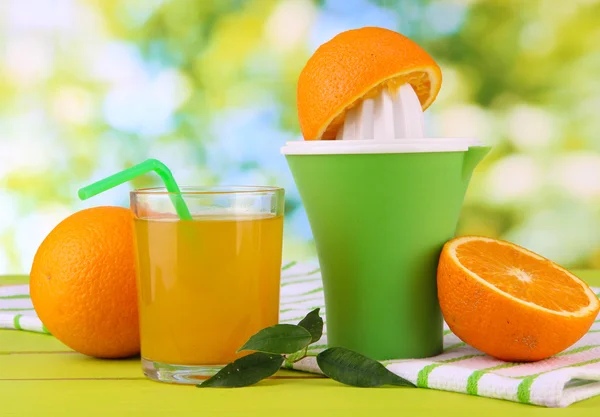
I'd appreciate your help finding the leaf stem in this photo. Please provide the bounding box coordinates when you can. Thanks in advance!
[298,346,308,361]
[284,345,310,366]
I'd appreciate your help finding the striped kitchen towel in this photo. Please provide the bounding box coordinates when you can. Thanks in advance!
[3,261,600,407]
[280,262,600,408]
[0,283,48,333]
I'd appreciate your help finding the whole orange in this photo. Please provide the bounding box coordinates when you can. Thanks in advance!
[30,206,140,358]
[297,26,442,140]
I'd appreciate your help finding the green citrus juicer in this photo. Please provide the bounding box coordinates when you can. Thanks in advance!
[282,83,490,360]
[283,139,489,360]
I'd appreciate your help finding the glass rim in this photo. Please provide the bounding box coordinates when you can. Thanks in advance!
[131,185,284,196]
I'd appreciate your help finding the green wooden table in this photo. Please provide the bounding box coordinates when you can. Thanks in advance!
[2,272,600,416]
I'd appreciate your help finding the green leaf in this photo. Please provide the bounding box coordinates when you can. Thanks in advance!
[297,308,323,344]
[317,347,415,388]
[197,352,284,388]
[238,324,312,354]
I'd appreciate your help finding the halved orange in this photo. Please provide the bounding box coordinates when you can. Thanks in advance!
[438,236,599,362]
[297,26,442,140]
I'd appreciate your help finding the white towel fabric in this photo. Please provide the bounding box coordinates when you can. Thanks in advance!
[0,284,48,333]
[2,261,600,407]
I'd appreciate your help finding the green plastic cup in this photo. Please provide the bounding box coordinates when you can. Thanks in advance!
[283,139,490,360]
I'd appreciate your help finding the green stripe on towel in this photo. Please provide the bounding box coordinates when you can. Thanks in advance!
[12,314,23,330]
[467,362,521,396]
[443,342,466,352]
[517,358,600,404]
[0,294,30,300]
[281,268,321,281]
[417,354,484,388]
[467,343,600,397]
[557,344,600,356]
[281,261,297,271]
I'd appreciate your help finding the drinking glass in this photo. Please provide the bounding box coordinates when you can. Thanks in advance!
[131,186,284,384]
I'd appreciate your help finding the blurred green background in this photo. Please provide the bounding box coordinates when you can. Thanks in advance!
[1,0,600,273]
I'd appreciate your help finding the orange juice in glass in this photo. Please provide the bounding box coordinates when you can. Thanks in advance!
[131,186,284,384]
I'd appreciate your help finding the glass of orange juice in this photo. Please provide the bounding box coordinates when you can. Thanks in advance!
[130,186,284,384]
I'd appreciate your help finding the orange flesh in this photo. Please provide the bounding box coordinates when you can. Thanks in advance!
[455,240,591,313]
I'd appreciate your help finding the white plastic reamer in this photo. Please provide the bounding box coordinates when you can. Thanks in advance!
[281,82,482,154]
[335,83,424,141]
